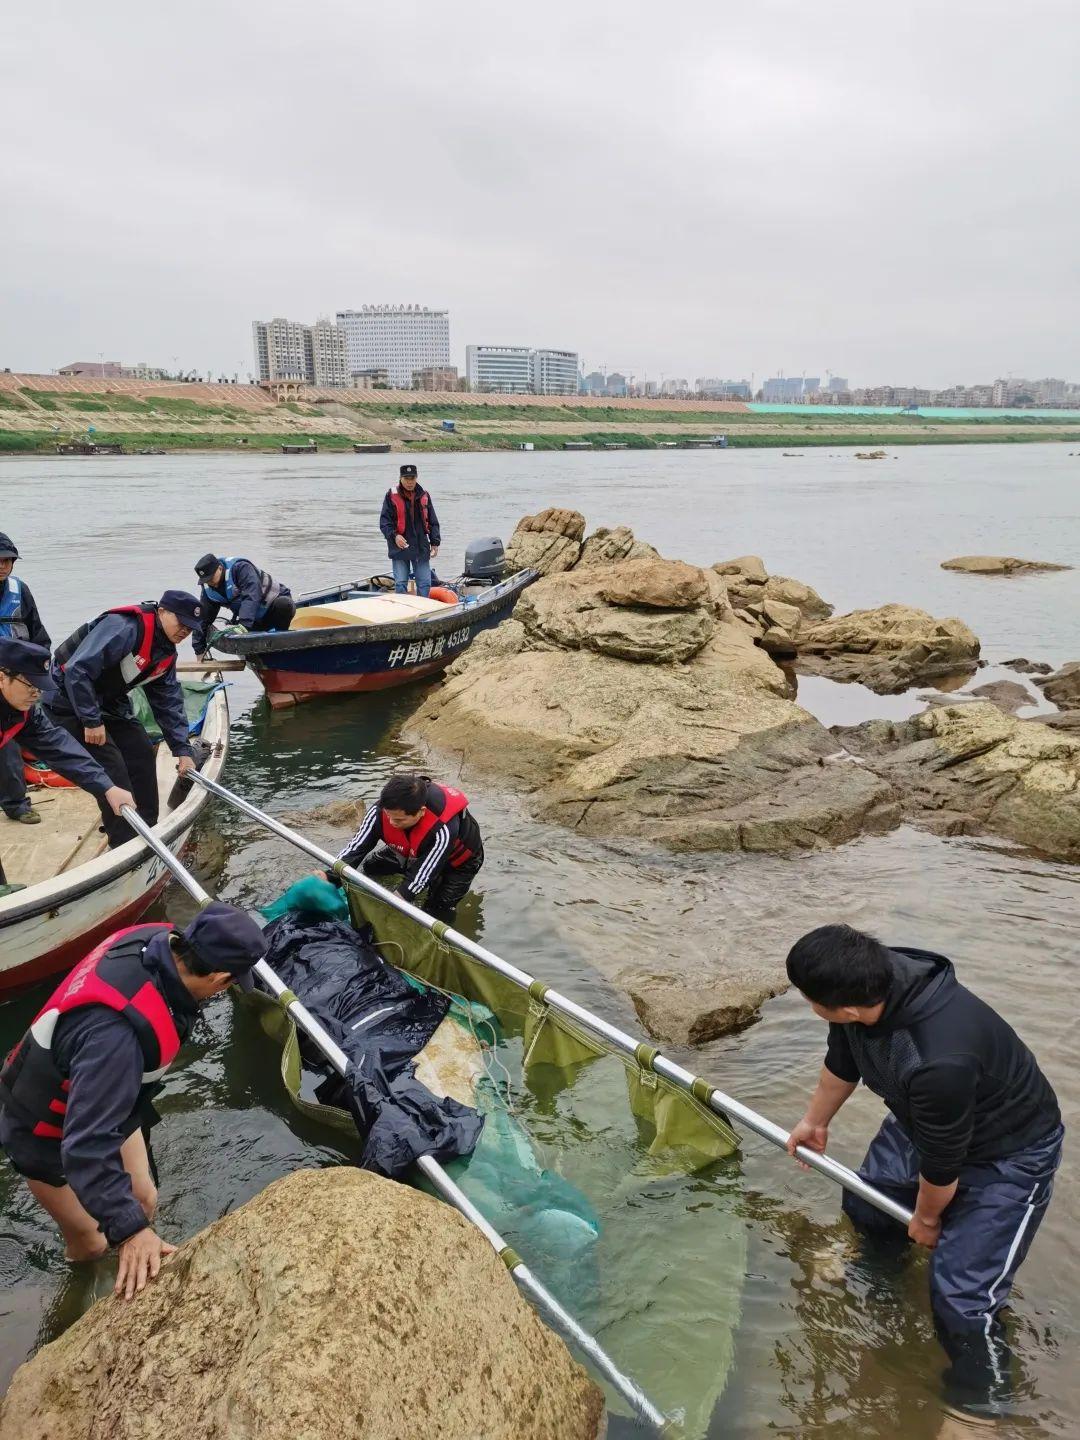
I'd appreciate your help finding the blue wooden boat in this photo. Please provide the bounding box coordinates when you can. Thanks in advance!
[213,568,537,707]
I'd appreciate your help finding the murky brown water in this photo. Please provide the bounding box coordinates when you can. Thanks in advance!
[0,447,1077,1434]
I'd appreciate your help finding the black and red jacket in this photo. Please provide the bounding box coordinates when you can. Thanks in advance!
[379,483,441,560]
[338,781,482,900]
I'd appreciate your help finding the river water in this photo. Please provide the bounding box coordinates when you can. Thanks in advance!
[0,444,1077,1436]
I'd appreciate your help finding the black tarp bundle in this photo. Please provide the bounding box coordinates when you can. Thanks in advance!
[259,914,484,1177]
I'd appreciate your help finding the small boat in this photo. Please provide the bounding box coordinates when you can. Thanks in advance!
[55,441,125,456]
[563,441,593,450]
[213,552,537,708]
[281,441,318,454]
[0,682,229,994]
[353,442,391,454]
[855,449,887,459]
[137,447,166,456]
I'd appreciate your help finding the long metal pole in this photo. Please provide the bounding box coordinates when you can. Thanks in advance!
[186,774,913,1228]
[120,805,671,1433]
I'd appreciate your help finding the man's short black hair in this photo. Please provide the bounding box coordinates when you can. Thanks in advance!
[785,924,894,1008]
[380,773,429,813]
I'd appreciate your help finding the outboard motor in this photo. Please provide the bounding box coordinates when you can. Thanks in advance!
[463,536,506,583]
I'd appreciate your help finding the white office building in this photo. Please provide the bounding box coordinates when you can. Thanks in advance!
[465,345,534,393]
[336,305,450,390]
[531,348,579,396]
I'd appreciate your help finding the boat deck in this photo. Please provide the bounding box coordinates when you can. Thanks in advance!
[4,746,178,891]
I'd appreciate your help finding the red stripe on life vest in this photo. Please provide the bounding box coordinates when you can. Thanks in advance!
[60,1079,70,1092]
[130,981,182,1066]
[48,1098,67,1115]
[33,1121,63,1140]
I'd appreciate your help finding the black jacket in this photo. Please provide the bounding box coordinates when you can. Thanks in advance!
[0,696,113,795]
[825,947,1060,1184]
[379,483,441,561]
[338,782,482,903]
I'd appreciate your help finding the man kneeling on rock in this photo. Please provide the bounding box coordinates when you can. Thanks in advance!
[0,903,265,1299]
[329,772,484,925]
[785,924,1063,1421]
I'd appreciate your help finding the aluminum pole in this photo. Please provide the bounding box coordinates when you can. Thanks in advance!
[120,805,671,1432]
[185,774,913,1227]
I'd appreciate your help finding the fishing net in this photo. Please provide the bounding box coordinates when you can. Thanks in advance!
[130,679,223,742]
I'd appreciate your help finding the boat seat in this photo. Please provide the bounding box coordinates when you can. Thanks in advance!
[291,595,452,629]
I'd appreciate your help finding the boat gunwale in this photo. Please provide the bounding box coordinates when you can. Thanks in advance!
[215,568,538,657]
[0,687,230,931]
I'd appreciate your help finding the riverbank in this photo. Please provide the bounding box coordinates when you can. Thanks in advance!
[2,373,1080,454]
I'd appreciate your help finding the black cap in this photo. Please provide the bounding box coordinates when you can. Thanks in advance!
[0,533,19,560]
[399,463,418,479]
[182,901,265,975]
[194,553,220,581]
[158,589,203,630]
[0,638,57,698]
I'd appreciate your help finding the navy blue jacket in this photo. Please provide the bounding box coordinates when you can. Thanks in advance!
[379,483,441,561]
[48,614,194,759]
[0,933,199,1245]
[192,559,291,652]
[0,577,50,649]
[0,695,113,795]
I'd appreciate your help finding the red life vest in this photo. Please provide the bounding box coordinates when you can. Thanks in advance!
[380,784,473,868]
[0,711,27,751]
[388,488,431,539]
[0,923,182,1142]
[54,603,175,692]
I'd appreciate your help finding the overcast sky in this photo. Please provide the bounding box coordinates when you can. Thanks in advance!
[2,1,1076,387]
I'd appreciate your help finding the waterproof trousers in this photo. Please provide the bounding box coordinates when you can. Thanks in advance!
[252,595,296,633]
[843,1113,1064,1414]
[0,739,29,819]
[46,710,158,848]
[362,844,484,924]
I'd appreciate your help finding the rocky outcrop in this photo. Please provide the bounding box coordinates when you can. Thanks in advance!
[1035,661,1080,709]
[797,604,981,693]
[966,680,1034,713]
[837,704,1080,860]
[577,524,659,567]
[0,1169,604,1440]
[941,555,1072,575]
[1003,657,1053,675]
[712,556,833,635]
[505,508,586,575]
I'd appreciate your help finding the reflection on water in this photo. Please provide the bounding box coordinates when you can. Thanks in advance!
[0,446,1077,1434]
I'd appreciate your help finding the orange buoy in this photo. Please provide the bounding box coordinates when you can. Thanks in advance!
[428,586,459,604]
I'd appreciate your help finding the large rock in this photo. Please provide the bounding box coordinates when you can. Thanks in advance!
[941,555,1072,575]
[797,604,981,693]
[505,508,586,575]
[1035,661,1080,709]
[519,564,716,663]
[966,680,1035,714]
[577,524,659,567]
[711,556,833,637]
[0,1169,604,1440]
[621,960,788,1046]
[837,704,1080,860]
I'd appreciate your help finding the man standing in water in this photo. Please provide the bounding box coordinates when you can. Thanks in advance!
[0,902,266,1299]
[784,924,1063,1421]
[379,463,441,597]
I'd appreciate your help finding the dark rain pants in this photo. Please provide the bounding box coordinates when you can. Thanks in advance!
[252,595,296,634]
[362,845,485,924]
[843,1114,1064,1413]
[47,710,159,848]
[0,739,29,818]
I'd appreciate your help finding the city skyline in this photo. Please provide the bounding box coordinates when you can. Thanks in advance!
[2,5,1076,387]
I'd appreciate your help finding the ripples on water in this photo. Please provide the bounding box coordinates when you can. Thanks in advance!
[0,446,1077,1434]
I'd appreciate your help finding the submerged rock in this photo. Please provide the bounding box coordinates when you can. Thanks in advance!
[797,604,980,693]
[837,704,1080,861]
[1002,657,1053,675]
[1035,661,1080,709]
[0,1169,604,1440]
[966,680,1035,713]
[941,555,1072,575]
[621,961,788,1046]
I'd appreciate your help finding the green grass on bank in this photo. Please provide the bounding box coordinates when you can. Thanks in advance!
[4,427,1078,457]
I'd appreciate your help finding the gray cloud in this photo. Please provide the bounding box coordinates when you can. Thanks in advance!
[2,0,1076,386]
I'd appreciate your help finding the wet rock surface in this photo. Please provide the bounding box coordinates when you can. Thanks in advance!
[1003,657,1053,675]
[1035,661,1080,709]
[941,554,1072,575]
[796,604,981,693]
[0,1169,605,1440]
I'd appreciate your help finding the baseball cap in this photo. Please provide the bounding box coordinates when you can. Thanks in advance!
[194,553,220,581]
[183,901,265,976]
[0,638,56,698]
[399,463,418,479]
[0,533,19,560]
[158,590,203,630]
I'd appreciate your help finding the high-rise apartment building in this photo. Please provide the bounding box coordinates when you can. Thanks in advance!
[336,305,450,390]
[252,318,314,383]
[531,348,579,396]
[465,345,533,393]
[310,318,349,388]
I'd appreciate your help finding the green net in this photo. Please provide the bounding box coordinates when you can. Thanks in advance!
[130,679,221,743]
[344,880,740,1173]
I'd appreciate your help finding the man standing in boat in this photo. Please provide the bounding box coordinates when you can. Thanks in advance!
[190,553,295,655]
[0,901,266,1300]
[44,591,201,848]
[0,639,134,882]
[0,533,53,828]
[380,463,441,597]
[332,773,483,924]
[784,924,1063,1419]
